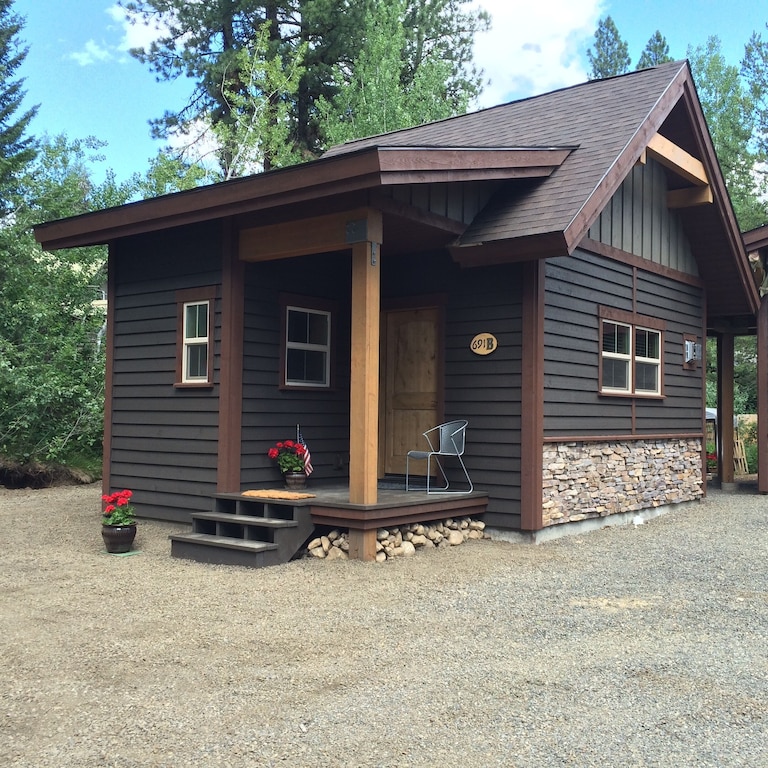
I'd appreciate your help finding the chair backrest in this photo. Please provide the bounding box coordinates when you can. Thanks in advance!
[437,420,467,456]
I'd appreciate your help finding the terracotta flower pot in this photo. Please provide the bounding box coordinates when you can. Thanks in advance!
[101,524,137,554]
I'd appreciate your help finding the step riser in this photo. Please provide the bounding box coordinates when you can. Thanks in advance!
[193,520,284,542]
[170,497,316,568]
[171,540,285,568]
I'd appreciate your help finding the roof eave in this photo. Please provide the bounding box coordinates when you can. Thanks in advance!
[34,146,572,252]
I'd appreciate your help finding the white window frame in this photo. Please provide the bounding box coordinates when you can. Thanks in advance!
[284,305,331,388]
[182,300,211,383]
[601,320,632,394]
[633,326,661,395]
[600,312,663,397]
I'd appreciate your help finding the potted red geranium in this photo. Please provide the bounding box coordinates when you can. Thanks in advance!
[101,489,137,553]
[268,440,308,489]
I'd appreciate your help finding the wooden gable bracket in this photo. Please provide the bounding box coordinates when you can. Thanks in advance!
[638,132,713,208]
[239,207,383,262]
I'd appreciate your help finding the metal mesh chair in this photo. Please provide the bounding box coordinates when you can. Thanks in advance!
[405,420,473,494]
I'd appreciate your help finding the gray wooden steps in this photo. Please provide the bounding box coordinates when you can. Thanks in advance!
[170,493,316,568]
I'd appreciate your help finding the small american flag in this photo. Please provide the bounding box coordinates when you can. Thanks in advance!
[297,426,313,476]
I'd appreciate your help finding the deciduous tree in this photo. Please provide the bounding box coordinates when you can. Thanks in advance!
[688,37,767,230]
[320,0,466,145]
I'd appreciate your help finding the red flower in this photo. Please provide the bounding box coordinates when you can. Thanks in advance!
[268,447,279,459]
[105,504,116,514]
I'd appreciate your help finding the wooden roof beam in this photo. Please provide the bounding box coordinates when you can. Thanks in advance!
[667,185,714,208]
[239,208,382,262]
[642,132,709,186]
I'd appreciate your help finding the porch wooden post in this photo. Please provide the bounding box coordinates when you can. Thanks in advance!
[217,219,244,493]
[520,260,545,531]
[102,243,117,495]
[717,332,735,486]
[349,238,381,511]
[758,297,768,493]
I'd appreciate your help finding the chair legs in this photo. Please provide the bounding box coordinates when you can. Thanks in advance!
[406,452,472,494]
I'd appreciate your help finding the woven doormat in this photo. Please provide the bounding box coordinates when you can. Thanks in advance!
[241,489,316,500]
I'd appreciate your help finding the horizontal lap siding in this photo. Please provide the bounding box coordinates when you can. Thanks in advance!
[445,263,524,527]
[636,273,703,432]
[543,249,704,437]
[544,252,633,435]
[110,224,222,521]
[240,252,351,487]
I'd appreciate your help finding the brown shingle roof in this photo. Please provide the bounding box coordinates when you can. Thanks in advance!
[325,61,692,247]
[324,61,759,320]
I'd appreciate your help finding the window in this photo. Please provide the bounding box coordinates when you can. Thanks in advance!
[183,302,210,381]
[600,309,663,396]
[280,296,333,388]
[176,287,215,386]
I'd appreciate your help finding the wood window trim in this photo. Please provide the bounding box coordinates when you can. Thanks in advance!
[279,293,337,390]
[598,306,665,398]
[175,286,217,388]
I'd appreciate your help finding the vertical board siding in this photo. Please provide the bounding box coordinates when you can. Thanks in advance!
[240,252,352,488]
[110,223,223,522]
[588,160,698,275]
[384,182,498,225]
[543,249,704,437]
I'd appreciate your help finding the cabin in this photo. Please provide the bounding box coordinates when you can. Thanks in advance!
[34,61,760,564]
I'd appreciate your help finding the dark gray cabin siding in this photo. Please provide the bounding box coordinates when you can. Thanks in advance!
[110,223,223,522]
[382,253,522,528]
[587,159,698,275]
[382,253,524,527]
[543,249,704,437]
[543,251,633,435]
[240,252,352,488]
[446,263,524,528]
[635,271,703,432]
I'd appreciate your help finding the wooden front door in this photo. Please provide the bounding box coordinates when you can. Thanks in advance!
[380,306,441,476]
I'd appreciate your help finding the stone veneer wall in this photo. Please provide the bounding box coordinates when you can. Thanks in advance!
[542,438,704,527]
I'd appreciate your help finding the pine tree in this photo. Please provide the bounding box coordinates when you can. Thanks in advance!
[0,0,37,212]
[119,0,488,177]
[586,16,631,80]
[637,31,673,70]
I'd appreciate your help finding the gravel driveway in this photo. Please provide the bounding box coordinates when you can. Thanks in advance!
[1,483,767,767]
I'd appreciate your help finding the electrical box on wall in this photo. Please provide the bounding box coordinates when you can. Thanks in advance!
[684,339,702,363]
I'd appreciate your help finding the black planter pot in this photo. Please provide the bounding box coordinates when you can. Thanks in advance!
[284,472,307,490]
[101,524,137,554]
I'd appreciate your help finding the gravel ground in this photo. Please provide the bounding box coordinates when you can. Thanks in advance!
[1,483,767,767]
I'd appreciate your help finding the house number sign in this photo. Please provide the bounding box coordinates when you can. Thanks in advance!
[470,332,498,355]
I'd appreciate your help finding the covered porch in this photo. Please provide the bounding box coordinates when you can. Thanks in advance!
[170,484,489,566]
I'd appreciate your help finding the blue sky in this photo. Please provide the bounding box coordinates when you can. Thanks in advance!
[13,0,768,185]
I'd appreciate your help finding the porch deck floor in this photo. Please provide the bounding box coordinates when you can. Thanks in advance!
[228,482,489,561]
[238,482,488,511]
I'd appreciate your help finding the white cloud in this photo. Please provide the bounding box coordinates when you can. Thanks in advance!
[469,0,606,107]
[69,39,113,66]
[106,3,169,53]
